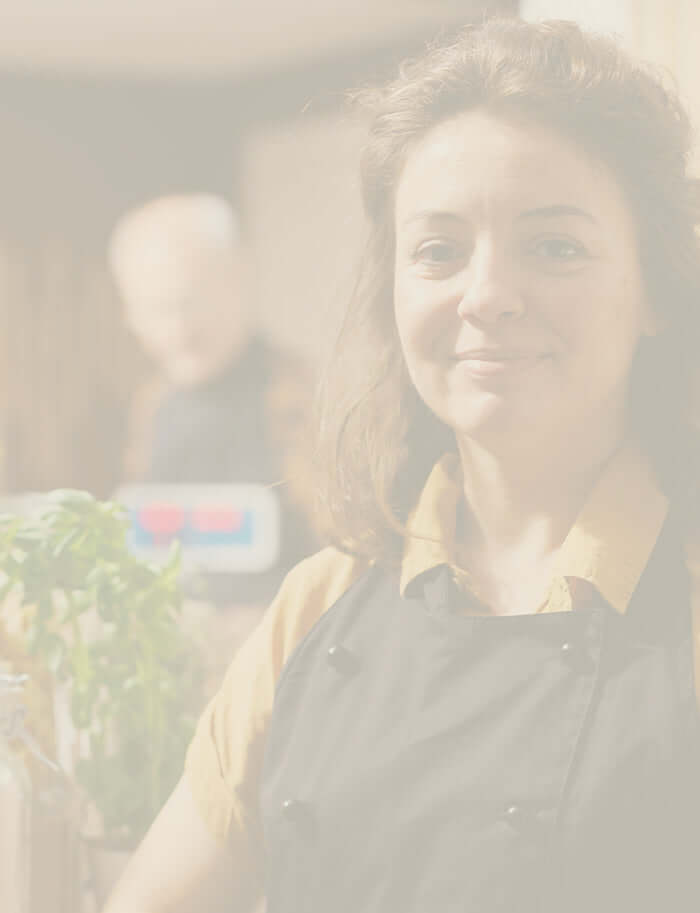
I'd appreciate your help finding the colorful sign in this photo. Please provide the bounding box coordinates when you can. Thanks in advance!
[114,484,281,573]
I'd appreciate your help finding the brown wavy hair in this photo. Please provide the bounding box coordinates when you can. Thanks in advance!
[314,17,700,565]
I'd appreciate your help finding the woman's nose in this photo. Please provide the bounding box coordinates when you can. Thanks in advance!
[456,239,524,325]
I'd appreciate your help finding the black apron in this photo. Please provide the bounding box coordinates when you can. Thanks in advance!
[260,511,700,912]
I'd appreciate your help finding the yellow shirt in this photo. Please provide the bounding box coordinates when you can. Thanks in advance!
[185,440,700,862]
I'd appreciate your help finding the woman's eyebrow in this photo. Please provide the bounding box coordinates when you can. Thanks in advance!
[400,210,465,227]
[517,204,599,224]
[401,205,599,228]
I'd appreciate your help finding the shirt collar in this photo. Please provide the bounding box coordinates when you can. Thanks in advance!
[400,452,460,597]
[400,441,668,615]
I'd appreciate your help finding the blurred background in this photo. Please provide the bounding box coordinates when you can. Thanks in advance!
[0,0,519,499]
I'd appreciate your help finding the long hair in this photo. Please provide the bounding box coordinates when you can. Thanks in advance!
[315,18,700,564]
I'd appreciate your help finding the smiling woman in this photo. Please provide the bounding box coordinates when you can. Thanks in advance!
[104,18,700,913]
[316,20,700,566]
[393,111,653,442]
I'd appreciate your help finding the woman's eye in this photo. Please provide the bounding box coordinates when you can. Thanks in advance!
[414,240,462,265]
[530,238,588,262]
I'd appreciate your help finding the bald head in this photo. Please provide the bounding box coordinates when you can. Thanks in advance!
[109,194,253,387]
[110,194,240,275]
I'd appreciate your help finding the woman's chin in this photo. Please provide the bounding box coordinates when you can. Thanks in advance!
[446,397,544,443]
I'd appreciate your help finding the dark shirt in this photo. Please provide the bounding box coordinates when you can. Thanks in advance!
[146,337,314,605]
[148,337,274,485]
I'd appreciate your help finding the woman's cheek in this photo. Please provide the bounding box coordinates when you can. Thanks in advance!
[397,292,456,361]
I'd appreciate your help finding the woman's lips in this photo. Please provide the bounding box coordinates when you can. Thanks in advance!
[452,351,551,377]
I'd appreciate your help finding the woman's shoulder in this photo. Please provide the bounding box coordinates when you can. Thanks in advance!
[211,545,370,703]
[266,545,371,655]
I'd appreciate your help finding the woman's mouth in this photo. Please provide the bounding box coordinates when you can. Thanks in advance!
[451,350,552,377]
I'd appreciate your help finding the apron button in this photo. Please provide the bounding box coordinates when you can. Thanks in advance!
[281,798,316,837]
[505,804,523,823]
[327,644,357,674]
[560,637,595,671]
[504,804,548,841]
[282,798,307,821]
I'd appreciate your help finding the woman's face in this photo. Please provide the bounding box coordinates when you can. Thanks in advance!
[393,110,655,449]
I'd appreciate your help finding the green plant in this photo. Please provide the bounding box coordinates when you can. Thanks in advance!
[0,489,202,846]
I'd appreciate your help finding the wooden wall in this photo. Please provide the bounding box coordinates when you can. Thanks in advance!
[0,235,142,495]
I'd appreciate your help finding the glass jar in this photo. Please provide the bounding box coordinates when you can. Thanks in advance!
[0,669,31,913]
[0,666,80,913]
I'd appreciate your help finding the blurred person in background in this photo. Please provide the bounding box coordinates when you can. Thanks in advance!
[109,193,316,604]
[104,18,700,913]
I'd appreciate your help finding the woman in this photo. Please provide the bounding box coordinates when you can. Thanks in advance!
[105,18,700,913]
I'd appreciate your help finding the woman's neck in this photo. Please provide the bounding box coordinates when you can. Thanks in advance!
[454,422,628,609]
